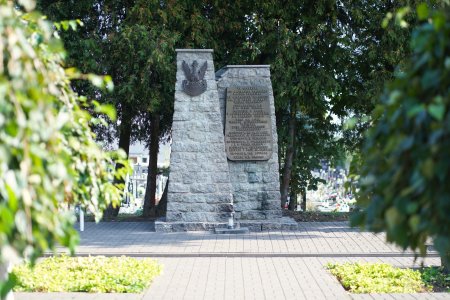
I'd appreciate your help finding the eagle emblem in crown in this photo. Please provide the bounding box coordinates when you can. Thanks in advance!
[181,60,208,96]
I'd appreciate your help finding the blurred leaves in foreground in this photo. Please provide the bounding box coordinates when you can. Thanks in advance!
[0,0,129,296]
[352,4,450,268]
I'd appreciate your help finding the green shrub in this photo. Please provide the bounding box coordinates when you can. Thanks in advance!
[421,267,450,292]
[12,256,162,293]
[327,262,428,293]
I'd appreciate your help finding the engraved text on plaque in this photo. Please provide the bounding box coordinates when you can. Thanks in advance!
[225,87,273,161]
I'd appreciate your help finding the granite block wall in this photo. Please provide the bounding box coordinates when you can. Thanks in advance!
[167,52,282,224]
[216,65,282,220]
[166,49,234,222]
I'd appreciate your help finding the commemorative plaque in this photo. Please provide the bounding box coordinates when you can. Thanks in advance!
[225,87,273,161]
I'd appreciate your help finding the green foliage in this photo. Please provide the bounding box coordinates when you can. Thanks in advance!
[244,1,345,202]
[12,256,161,293]
[351,5,450,264]
[339,0,423,151]
[327,262,428,293]
[39,0,253,128]
[243,1,419,202]
[421,267,450,292]
[288,114,339,196]
[0,0,129,292]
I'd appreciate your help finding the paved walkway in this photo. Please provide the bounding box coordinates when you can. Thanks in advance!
[51,222,436,257]
[15,222,449,300]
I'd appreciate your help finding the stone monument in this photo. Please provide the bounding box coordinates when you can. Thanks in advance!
[216,65,287,229]
[155,49,297,232]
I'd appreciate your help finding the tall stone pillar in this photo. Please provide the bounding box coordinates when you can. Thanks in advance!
[216,65,282,223]
[163,49,234,229]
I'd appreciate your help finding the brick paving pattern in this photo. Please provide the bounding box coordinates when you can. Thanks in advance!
[51,222,428,257]
[15,222,449,300]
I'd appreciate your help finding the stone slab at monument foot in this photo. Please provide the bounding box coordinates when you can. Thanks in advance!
[155,49,297,232]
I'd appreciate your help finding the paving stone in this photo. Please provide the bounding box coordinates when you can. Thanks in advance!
[26,222,447,300]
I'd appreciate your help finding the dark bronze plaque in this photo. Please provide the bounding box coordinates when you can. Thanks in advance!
[225,87,273,161]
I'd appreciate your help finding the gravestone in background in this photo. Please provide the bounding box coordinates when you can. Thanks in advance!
[155,50,297,232]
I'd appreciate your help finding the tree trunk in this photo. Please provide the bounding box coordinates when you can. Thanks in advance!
[156,179,169,217]
[103,117,132,219]
[301,188,307,212]
[280,109,296,207]
[143,114,160,217]
[288,190,297,211]
[441,252,450,273]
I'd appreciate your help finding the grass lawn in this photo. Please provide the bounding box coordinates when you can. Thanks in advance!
[327,262,450,293]
[12,256,162,293]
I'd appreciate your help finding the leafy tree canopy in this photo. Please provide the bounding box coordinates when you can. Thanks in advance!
[352,4,450,267]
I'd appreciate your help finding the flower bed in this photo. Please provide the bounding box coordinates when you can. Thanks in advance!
[12,256,162,293]
[327,262,450,293]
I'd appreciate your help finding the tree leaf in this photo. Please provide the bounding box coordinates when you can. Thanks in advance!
[385,207,400,229]
[94,104,117,121]
[428,103,445,121]
[416,3,429,21]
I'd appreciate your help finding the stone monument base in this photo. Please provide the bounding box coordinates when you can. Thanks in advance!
[155,217,298,232]
[214,227,250,234]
